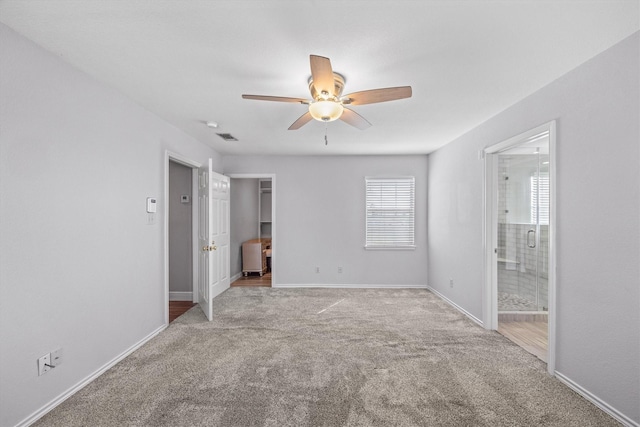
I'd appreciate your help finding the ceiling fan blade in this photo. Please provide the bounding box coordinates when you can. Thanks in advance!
[340,107,372,130]
[310,55,335,97]
[288,111,313,130]
[242,94,308,103]
[342,86,412,105]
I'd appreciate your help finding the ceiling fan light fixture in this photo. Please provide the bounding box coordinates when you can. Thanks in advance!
[308,100,343,122]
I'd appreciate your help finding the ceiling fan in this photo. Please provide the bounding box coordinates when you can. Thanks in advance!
[242,55,412,130]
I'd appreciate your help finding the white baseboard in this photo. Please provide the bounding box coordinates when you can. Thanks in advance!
[273,283,428,289]
[426,285,484,327]
[17,324,166,427]
[169,291,193,301]
[554,371,638,427]
[230,272,242,284]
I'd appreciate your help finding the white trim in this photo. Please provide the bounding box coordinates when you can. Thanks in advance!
[426,285,484,327]
[555,371,638,427]
[482,121,557,375]
[169,291,193,301]
[274,283,428,289]
[483,122,553,154]
[165,151,202,324]
[227,173,277,287]
[191,167,199,303]
[226,173,274,179]
[482,151,499,330]
[15,325,166,427]
[546,121,557,375]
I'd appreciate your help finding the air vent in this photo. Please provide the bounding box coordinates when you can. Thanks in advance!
[216,133,238,141]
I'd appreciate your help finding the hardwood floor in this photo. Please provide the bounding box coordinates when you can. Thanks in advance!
[169,301,196,323]
[231,272,271,287]
[498,320,548,362]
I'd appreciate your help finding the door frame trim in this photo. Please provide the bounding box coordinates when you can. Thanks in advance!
[227,173,276,287]
[164,151,202,325]
[482,121,556,375]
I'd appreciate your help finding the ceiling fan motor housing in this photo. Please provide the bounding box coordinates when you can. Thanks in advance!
[308,72,346,101]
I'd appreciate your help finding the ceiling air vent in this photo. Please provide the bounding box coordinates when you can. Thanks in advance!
[216,133,238,141]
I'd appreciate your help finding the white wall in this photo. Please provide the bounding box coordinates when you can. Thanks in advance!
[230,178,260,277]
[0,24,221,427]
[223,155,428,287]
[428,32,639,424]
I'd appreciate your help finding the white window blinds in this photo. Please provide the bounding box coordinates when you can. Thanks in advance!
[365,177,415,249]
[530,173,549,225]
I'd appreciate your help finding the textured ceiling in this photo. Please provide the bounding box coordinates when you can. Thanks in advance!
[1,1,638,155]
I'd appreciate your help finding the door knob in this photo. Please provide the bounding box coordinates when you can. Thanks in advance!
[202,243,217,252]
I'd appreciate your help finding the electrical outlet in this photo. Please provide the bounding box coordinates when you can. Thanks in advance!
[38,353,51,376]
[449,278,454,288]
[338,267,343,273]
[315,267,320,273]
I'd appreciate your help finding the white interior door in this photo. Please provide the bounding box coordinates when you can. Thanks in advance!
[198,160,213,320]
[198,159,230,321]
[209,168,230,300]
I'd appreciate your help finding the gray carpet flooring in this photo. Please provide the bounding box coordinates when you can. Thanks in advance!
[34,288,618,426]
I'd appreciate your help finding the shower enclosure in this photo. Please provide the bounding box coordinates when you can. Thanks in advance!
[496,147,549,313]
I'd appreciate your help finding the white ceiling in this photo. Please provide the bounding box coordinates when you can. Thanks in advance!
[1,1,638,156]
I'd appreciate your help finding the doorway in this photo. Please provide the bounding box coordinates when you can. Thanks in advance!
[495,144,549,361]
[168,160,196,322]
[227,174,276,288]
[164,152,201,324]
[484,122,556,374]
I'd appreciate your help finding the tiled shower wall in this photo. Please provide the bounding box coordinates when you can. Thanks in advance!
[497,223,548,311]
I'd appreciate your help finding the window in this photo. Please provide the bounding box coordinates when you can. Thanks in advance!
[365,177,415,249]
[530,172,549,225]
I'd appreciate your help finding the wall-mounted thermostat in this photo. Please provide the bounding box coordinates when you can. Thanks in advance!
[146,197,157,213]
[180,195,190,204]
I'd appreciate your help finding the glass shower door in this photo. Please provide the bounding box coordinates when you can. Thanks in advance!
[497,150,549,313]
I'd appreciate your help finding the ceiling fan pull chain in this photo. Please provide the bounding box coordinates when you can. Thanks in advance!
[325,123,329,145]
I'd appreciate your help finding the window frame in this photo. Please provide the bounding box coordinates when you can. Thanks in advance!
[364,176,416,250]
